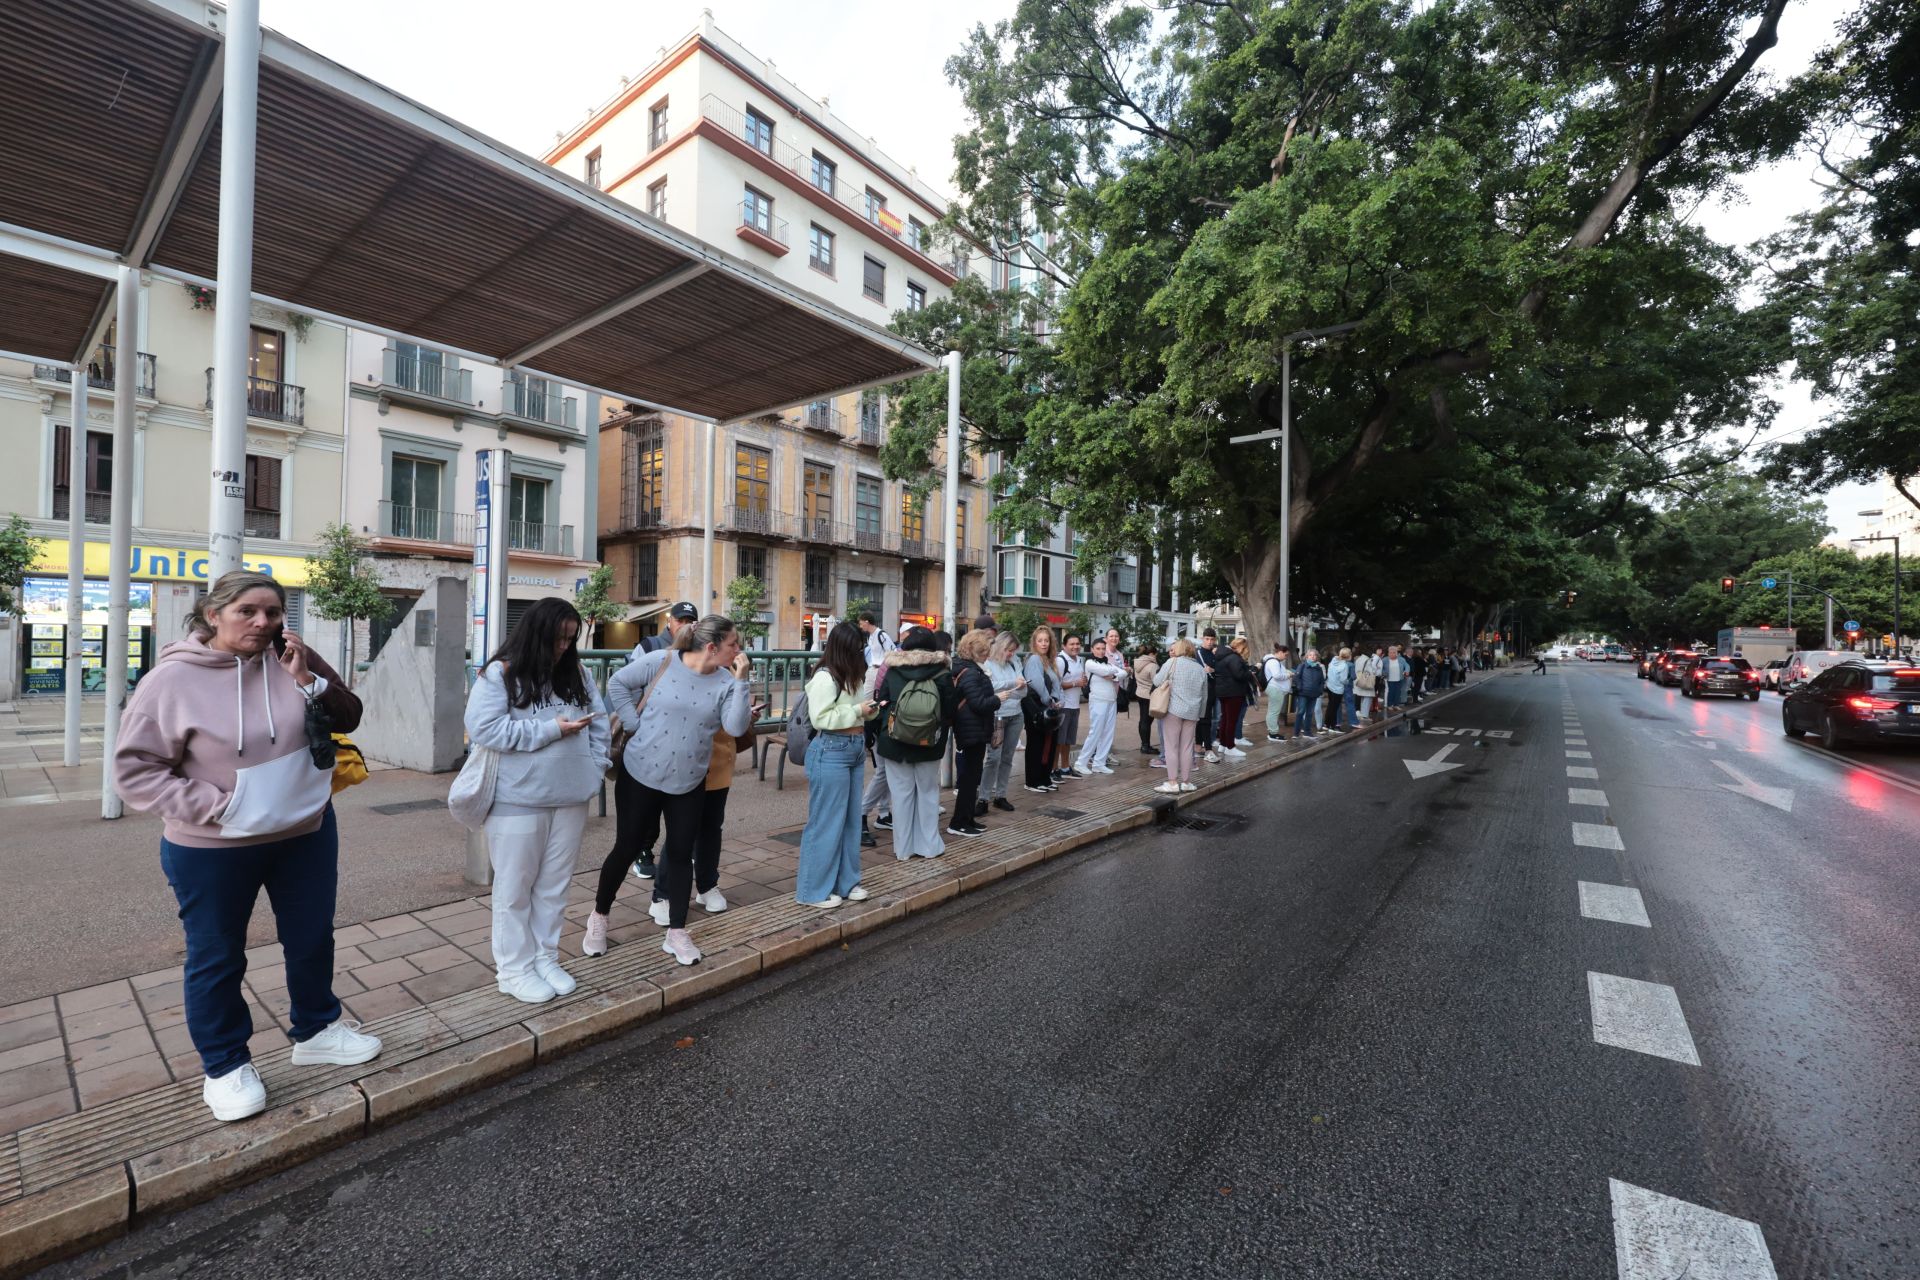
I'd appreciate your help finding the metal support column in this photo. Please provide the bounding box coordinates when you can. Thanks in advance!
[701,420,715,611]
[941,350,961,634]
[206,0,262,582]
[102,267,138,818]
[62,363,87,767]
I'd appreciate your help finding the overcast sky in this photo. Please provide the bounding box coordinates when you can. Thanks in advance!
[258,0,1881,542]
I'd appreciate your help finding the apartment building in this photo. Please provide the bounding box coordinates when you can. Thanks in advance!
[0,277,346,697]
[547,15,987,643]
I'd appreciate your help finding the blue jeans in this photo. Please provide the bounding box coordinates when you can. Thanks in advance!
[1386,680,1405,707]
[1341,687,1357,727]
[797,733,865,902]
[160,808,342,1078]
[1294,696,1318,737]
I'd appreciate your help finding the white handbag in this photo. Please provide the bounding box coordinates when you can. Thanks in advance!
[447,745,499,831]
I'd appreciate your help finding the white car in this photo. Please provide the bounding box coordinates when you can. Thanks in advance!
[1779,650,1854,693]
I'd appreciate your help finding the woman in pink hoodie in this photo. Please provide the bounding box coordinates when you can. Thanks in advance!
[114,571,381,1122]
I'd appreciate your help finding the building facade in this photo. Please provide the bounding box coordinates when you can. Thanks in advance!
[547,16,987,645]
[0,277,346,698]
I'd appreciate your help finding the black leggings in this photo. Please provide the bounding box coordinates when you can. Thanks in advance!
[612,757,662,859]
[1137,702,1156,750]
[951,745,985,828]
[1024,722,1056,788]
[595,783,704,925]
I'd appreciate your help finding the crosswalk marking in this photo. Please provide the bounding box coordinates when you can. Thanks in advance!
[1588,972,1700,1065]
[1577,881,1648,927]
[1610,1179,1777,1279]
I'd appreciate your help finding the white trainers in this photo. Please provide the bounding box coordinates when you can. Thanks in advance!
[649,898,671,927]
[497,969,557,1005]
[582,911,609,957]
[1180,782,1198,792]
[800,894,844,909]
[533,956,577,997]
[1237,738,1256,749]
[1093,764,1116,774]
[1154,781,1180,794]
[846,885,870,902]
[289,1018,382,1067]
[1072,764,1094,777]
[1221,747,1247,759]
[661,928,702,966]
[203,1062,266,1122]
[1204,751,1220,763]
[694,887,729,914]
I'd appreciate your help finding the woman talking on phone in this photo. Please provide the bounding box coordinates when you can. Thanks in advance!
[589,614,754,966]
[462,597,610,1004]
[114,570,378,1123]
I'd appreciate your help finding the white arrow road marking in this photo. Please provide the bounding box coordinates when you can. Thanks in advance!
[1578,881,1649,927]
[1610,1179,1778,1280]
[1403,742,1464,778]
[1588,972,1701,1065]
[1711,760,1794,812]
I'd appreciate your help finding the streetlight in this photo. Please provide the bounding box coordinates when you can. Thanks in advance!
[1854,508,1901,658]
[1234,320,1361,647]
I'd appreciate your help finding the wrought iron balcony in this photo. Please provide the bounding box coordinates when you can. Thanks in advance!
[205,370,305,425]
[377,500,474,545]
[35,345,156,398]
[802,401,843,433]
[736,199,789,254]
[501,374,577,431]
[507,520,575,557]
[382,347,473,404]
[798,514,845,545]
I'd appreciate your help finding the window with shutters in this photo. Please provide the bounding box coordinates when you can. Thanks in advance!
[862,256,885,303]
[244,455,283,539]
[52,425,112,524]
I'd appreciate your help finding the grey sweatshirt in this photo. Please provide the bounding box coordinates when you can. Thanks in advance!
[463,662,611,808]
[606,649,754,795]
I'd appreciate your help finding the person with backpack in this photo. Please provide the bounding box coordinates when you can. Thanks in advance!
[794,622,879,908]
[1262,643,1294,742]
[980,630,1029,813]
[1073,637,1125,775]
[463,597,611,1004]
[875,628,960,858]
[1132,643,1162,755]
[1293,648,1328,738]
[1022,625,1065,793]
[948,629,1002,835]
[1151,637,1209,793]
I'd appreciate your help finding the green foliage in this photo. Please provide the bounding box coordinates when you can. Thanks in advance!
[1064,607,1099,644]
[0,514,45,615]
[304,524,390,627]
[843,595,876,627]
[725,576,769,644]
[1113,609,1168,654]
[993,601,1047,648]
[572,564,626,635]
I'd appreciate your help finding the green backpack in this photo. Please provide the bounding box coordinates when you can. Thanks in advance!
[886,673,946,748]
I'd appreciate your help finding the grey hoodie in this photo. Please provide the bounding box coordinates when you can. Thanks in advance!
[463,661,611,808]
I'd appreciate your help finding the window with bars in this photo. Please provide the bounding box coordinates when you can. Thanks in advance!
[734,445,771,514]
[509,476,551,551]
[622,419,664,528]
[244,454,282,539]
[632,541,659,598]
[804,552,832,604]
[648,99,669,149]
[745,106,774,155]
[862,256,885,303]
[737,545,767,588]
[811,152,836,195]
[808,224,834,274]
[388,456,444,540]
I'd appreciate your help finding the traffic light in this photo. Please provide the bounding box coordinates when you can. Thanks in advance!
[1720,576,1737,593]
[1559,589,1578,609]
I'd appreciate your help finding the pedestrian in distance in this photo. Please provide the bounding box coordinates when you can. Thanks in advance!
[1023,625,1066,793]
[1407,647,1428,704]
[1384,644,1409,707]
[794,622,881,908]
[1152,637,1209,793]
[981,630,1029,811]
[1195,629,1221,760]
[1293,648,1328,738]
[1327,647,1355,732]
[612,600,699,884]
[1073,637,1125,774]
[463,597,611,1005]
[1355,647,1383,722]
[1132,643,1162,755]
[948,628,1002,835]
[113,570,380,1123]
[589,615,754,967]
[858,611,897,669]
[874,627,961,858]
[1053,634,1087,781]
[1212,637,1255,757]
[1262,642,1294,741]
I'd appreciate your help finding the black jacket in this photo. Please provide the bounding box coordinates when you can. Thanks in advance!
[873,648,959,764]
[950,657,1000,749]
[1213,650,1254,699]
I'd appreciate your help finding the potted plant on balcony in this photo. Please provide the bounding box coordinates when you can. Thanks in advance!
[183,283,215,311]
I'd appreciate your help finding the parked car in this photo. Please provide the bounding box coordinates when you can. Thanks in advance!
[1781,661,1920,749]
[1759,658,1789,691]
[1654,652,1701,687]
[1682,656,1761,700]
[1779,650,1855,693]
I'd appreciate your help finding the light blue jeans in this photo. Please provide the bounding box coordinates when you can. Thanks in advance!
[797,733,865,903]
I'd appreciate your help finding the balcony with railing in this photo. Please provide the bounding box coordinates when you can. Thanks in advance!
[243,508,281,539]
[500,374,579,439]
[52,490,111,524]
[958,544,987,570]
[381,347,473,406]
[35,345,156,399]
[720,505,800,539]
[507,520,575,557]
[797,514,849,545]
[801,401,843,434]
[204,370,305,425]
[376,500,474,546]
[899,536,944,562]
[736,198,790,256]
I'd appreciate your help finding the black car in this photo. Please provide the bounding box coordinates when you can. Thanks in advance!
[1682,656,1760,699]
[1655,652,1701,688]
[1781,661,1920,750]
[1637,650,1663,679]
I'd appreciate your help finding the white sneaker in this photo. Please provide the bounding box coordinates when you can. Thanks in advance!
[582,911,609,956]
[1072,764,1093,777]
[649,898,671,927]
[1154,781,1180,794]
[694,887,729,914]
[497,969,557,1004]
[1180,782,1198,792]
[1204,751,1220,763]
[800,894,845,909]
[203,1062,266,1122]
[661,928,702,966]
[846,885,870,902]
[533,956,577,996]
[1093,764,1116,774]
[1236,739,1256,749]
[1221,747,1246,759]
[289,1018,382,1067]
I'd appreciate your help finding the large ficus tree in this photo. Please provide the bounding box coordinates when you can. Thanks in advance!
[891,0,1800,654]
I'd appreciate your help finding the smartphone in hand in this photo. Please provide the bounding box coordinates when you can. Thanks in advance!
[271,624,288,657]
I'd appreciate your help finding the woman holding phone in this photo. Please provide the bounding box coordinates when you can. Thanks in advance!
[463,597,610,1004]
[795,621,879,907]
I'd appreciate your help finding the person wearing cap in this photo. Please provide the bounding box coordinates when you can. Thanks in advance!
[973,613,998,638]
[613,601,699,882]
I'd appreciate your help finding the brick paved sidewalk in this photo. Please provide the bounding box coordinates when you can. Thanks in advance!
[0,676,1501,1272]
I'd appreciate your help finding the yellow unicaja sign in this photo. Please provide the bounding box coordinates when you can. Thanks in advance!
[31,540,312,587]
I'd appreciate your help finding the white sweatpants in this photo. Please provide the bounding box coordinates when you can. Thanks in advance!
[1076,701,1117,770]
[484,802,588,979]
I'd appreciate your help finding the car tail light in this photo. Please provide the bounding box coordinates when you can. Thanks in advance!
[1746,672,1760,681]
[1846,695,1899,713]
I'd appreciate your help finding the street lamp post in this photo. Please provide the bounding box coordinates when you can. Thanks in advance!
[1234,320,1361,649]
[1853,511,1901,658]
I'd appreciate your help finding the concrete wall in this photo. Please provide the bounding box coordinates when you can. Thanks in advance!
[349,577,470,773]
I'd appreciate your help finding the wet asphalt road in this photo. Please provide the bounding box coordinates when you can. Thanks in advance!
[46,666,1920,1279]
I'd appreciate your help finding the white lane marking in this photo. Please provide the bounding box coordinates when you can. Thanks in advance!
[1566,737,1588,746]
[1567,766,1600,779]
[1568,788,1609,807]
[1566,750,1593,759]
[1578,881,1649,927]
[1572,821,1624,849]
[1710,760,1795,813]
[1610,1179,1776,1279]
[1403,742,1464,778]
[1587,972,1701,1065]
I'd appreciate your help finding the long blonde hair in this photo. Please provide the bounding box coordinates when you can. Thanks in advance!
[1029,625,1057,657]
[186,571,285,637]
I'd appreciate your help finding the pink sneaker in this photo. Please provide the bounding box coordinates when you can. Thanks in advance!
[661,928,702,966]
[582,911,609,957]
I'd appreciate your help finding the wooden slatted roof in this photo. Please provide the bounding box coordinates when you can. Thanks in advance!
[0,0,935,418]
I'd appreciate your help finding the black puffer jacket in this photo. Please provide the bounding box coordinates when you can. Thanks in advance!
[950,657,1000,749]
[1213,649,1255,699]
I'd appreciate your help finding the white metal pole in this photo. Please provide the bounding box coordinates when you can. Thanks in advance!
[701,420,715,611]
[942,350,961,634]
[206,0,262,583]
[581,393,601,564]
[63,363,88,767]
[102,268,138,818]
[1279,343,1291,651]
[487,449,512,658]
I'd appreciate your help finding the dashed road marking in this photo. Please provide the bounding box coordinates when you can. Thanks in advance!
[1588,972,1701,1065]
[1567,737,1588,746]
[1610,1179,1777,1279]
[1572,821,1623,849]
[1567,766,1600,779]
[1566,750,1593,759]
[1567,788,1608,807]
[1578,881,1648,927]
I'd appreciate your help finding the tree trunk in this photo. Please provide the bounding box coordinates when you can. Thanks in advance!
[1221,539,1284,661]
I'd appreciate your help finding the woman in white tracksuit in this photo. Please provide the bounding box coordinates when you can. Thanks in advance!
[1073,639,1125,775]
[463,597,610,1005]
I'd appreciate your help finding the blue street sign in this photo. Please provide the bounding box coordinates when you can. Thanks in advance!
[1761,577,1777,589]
[1844,620,1860,632]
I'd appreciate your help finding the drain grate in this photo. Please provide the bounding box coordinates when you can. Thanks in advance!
[369,798,447,816]
[1160,811,1246,835]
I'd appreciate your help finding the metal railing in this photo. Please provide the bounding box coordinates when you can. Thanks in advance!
[52,490,111,524]
[506,520,575,557]
[802,401,843,432]
[243,508,281,539]
[900,536,944,561]
[382,347,473,403]
[737,198,789,247]
[958,545,987,570]
[858,420,883,448]
[35,346,155,398]
[501,374,577,430]
[799,514,846,545]
[378,500,474,545]
[205,370,305,425]
[721,504,791,538]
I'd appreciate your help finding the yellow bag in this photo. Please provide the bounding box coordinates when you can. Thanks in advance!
[331,734,369,793]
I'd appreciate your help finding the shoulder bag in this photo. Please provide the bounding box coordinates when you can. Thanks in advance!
[606,667,659,779]
[1148,659,1176,719]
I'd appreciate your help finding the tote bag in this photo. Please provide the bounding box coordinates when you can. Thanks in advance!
[447,745,499,831]
[1148,660,1176,720]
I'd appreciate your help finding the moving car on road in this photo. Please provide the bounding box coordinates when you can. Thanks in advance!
[1654,652,1701,688]
[1779,650,1854,693]
[1638,650,1667,679]
[1781,661,1920,750]
[1682,656,1761,700]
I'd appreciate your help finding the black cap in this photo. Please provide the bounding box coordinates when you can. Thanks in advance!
[669,601,699,621]
[973,613,998,631]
